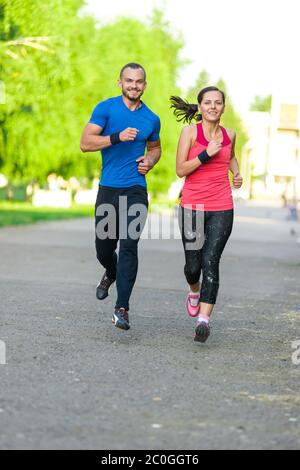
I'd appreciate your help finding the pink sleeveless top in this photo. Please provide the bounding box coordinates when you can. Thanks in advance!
[181,123,234,211]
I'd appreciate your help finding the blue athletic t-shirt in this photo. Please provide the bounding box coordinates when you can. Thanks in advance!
[89,96,161,188]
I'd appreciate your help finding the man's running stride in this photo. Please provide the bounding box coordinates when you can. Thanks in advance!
[80,63,161,330]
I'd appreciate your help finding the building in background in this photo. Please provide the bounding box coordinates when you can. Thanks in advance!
[241,92,300,208]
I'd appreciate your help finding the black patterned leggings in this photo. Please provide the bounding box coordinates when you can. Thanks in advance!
[179,207,234,304]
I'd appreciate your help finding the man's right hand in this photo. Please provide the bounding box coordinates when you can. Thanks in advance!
[207,140,222,157]
[119,127,139,142]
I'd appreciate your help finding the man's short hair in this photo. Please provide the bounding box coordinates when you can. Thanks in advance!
[120,63,146,80]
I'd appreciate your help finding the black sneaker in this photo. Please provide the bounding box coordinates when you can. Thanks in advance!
[194,320,210,343]
[112,308,130,331]
[96,272,115,300]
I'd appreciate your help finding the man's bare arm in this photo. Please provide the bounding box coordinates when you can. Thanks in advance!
[80,124,139,152]
[136,139,162,175]
[146,139,162,167]
[80,123,111,152]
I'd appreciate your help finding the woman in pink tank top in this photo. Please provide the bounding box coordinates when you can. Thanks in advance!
[170,87,243,343]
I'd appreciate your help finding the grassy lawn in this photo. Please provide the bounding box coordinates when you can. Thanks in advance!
[0,201,94,228]
[0,197,178,228]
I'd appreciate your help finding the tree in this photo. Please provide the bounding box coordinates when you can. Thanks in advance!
[250,95,272,112]
[186,70,211,102]
[0,2,185,196]
[0,0,94,184]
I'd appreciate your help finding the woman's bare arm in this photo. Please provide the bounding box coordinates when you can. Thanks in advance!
[228,130,243,188]
[176,126,201,178]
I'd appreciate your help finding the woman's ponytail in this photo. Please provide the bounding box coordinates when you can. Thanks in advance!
[170,87,225,124]
[170,96,202,124]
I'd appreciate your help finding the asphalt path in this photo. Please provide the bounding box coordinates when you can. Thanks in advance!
[0,201,299,449]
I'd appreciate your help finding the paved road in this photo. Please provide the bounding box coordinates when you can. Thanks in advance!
[0,201,299,449]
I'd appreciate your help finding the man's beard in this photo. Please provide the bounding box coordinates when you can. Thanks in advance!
[122,88,144,102]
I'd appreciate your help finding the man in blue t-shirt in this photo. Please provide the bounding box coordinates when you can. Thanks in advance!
[80,63,161,331]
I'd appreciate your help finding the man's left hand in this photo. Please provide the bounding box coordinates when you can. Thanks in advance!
[136,156,154,175]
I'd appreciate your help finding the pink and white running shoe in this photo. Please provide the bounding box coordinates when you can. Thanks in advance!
[185,292,200,317]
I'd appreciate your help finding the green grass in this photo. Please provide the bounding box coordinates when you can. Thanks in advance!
[0,201,94,228]
[0,197,178,228]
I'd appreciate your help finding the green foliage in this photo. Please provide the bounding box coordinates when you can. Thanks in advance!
[250,95,272,112]
[0,2,248,196]
[0,2,185,194]
[0,200,93,227]
[0,0,97,184]
[186,70,211,102]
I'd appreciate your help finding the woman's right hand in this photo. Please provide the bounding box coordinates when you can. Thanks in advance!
[207,140,222,157]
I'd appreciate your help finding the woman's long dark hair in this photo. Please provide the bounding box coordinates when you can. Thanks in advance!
[170,86,226,124]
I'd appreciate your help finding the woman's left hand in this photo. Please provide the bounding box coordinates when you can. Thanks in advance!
[233,172,243,189]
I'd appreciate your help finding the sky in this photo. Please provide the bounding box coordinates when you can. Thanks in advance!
[83,0,299,115]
